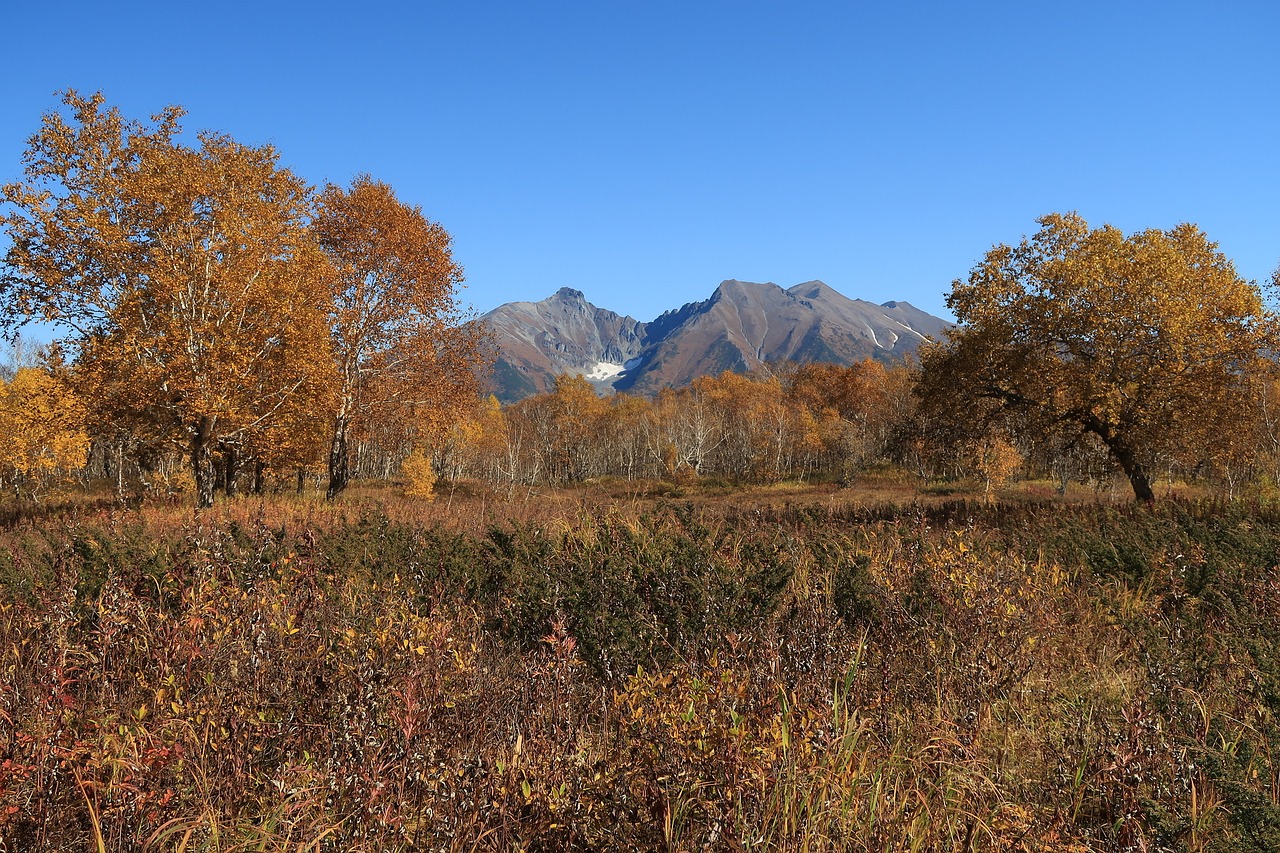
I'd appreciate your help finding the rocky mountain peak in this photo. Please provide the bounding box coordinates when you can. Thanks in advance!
[479,280,949,402]
[553,287,587,302]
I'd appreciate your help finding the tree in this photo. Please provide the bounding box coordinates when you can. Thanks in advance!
[244,376,334,494]
[0,334,46,382]
[965,432,1022,497]
[646,380,723,479]
[400,446,437,499]
[785,360,915,477]
[313,176,484,499]
[0,366,89,499]
[0,92,335,507]
[598,392,651,480]
[438,394,511,482]
[699,372,790,481]
[918,213,1277,501]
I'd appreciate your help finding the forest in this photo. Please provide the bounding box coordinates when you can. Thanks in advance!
[5,93,1280,851]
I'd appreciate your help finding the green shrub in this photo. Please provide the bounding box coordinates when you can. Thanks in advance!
[481,507,795,680]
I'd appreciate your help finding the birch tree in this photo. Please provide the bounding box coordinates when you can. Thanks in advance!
[0,92,334,507]
[313,176,483,498]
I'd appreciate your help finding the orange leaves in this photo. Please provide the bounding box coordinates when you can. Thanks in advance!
[314,176,471,408]
[2,91,336,506]
[314,177,483,499]
[785,360,915,473]
[921,213,1279,501]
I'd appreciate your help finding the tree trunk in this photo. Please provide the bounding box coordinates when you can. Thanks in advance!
[1106,441,1153,501]
[1103,438,1155,503]
[1082,416,1155,503]
[1123,463,1155,503]
[327,410,350,500]
[192,417,217,509]
[223,445,240,498]
[252,459,266,495]
[114,439,125,504]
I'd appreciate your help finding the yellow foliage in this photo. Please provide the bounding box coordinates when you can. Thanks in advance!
[449,394,509,475]
[970,433,1022,494]
[0,368,89,492]
[401,448,437,499]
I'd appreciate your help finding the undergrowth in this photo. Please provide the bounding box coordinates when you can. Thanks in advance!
[2,496,1279,850]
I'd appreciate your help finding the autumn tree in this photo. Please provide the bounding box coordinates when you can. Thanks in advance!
[500,375,605,484]
[436,394,508,481]
[697,372,790,481]
[645,381,723,479]
[1246,263,1280,492]
[400,446,438,499]
[0,366,89,499]
[786,361,915,477]
[244,377,334,494]
[918,213,1277,501]
[313,176,484,499]
[0,92,335,507]
[543,374,608,482]
[598,392,652,480]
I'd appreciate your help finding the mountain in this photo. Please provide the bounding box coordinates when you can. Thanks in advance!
[479,280,949,402]
[482,288,647,401]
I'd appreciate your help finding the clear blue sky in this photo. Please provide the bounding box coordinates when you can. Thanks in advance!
[3,1,1277,324]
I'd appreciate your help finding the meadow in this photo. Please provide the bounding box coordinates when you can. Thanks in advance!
[3,479,1280,851]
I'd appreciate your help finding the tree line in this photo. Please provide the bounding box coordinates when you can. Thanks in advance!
[431,364,910,489]
[2,95,1278,505]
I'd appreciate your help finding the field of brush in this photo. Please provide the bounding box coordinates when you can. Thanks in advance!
[3,483,1280,851]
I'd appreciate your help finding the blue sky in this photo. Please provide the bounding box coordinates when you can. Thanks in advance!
[3,1,1277,324]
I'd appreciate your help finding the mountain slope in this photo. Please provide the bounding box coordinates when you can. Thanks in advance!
[479,280,948,402]
[482,288,646,401]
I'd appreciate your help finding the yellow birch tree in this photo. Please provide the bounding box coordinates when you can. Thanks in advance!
[0,366,90,499]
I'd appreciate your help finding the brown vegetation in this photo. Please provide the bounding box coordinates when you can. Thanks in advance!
[3,488,1280,850]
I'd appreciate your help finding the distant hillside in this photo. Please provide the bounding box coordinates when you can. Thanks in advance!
[479,280,949,402]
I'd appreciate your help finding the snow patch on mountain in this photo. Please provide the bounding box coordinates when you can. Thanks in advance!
[586,361,626,381]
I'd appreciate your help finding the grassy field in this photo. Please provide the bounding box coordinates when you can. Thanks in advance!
[3,480,1280,851]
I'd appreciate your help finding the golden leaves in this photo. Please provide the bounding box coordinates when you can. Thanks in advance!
[0,367,89,490]
[4,92,334,453]
[315,177,484,497]
[922,213,1278,500]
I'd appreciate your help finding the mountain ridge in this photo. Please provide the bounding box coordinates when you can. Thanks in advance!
[480,280,949,402]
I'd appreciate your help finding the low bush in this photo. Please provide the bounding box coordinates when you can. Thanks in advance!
[2,494,1280,849]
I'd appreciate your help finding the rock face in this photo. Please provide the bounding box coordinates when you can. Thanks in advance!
[479,280,949,402]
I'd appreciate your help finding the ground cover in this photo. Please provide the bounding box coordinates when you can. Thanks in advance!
[2,485,1279,850]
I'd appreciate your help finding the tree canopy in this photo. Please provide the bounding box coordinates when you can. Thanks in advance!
[918,212,1279,501]
[1,92,336,507]
[0,365,89,499]
[314,175,484,498]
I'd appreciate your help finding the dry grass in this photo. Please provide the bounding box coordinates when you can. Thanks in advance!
[0,484,1277,850]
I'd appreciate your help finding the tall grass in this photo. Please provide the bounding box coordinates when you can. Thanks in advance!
[1,493,1279,849]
